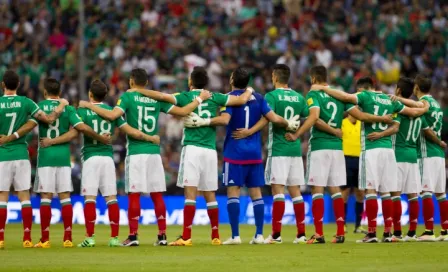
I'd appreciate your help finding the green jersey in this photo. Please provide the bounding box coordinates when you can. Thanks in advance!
[393,114,429,163]
[34,99,83,167]
[116,92,173,155]
[0,95,40,162]
[174,90,229,150]
[306,90,355,151]
[356,91,404,151]
[78,103,127,162]
[265,88,309,157]
[418,95,444,158]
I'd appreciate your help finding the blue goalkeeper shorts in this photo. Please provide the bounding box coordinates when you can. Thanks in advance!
[222,162,264,188]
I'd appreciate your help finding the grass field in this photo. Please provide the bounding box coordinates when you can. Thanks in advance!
[1,224,448,272]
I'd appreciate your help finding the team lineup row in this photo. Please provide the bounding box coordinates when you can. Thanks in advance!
[0,64,446,249]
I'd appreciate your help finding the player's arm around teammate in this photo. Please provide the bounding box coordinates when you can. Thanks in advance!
[79,89,212,120]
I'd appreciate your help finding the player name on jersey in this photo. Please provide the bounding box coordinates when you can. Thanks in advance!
[133,96,158,104]
[373,96,392,105]
[277,95,300,102]
[0,101,22,108]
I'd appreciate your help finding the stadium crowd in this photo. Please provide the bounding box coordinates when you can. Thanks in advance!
[0,0,447,195]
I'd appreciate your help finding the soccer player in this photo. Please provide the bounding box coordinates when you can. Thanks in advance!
[184,67,300,245]
[368,77,444,242]
[391,75,448,241]
[78,68,211,246]
[231,64,309,244]
[312,76,429,243]
[297,67,394,244]
[0,71,67,249]
[44,80,160,247]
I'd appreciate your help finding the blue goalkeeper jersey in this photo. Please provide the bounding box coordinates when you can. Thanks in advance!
[222,90,272,164]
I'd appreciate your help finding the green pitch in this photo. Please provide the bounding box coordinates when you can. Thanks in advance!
[1,224,448,272]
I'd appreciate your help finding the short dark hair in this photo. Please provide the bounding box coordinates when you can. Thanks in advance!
[2,70,20,90]
[356,77,374,90]
[90,80,108,101]
[44,78,61,96]
[272,64,290,84]
[130,68,148,86]
[397,77,414,99]
[232,67,250,89]
[310,66,327,83]
[190,66,209,89]
[414,74,431,93]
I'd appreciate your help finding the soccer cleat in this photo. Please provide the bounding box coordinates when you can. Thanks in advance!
[77,236,95,248]
[356,233,378,243]
[293,235,307,244]
[306,234,325,244]
[249,234,264,244]
[223,236,242,245]
[63,240,73,248]
[417,230,437,242]
[403,235,418,242]
[122,235,139,246]
[437,230,448,241]
[0,241,4,249]
[264,234,282,244]
[108,237,121,247]
[22,240,34,248]
[154,234,168,246]
[354,226,368,234]
[331,236,345,244]
[391,235,403,242]
[382,233,393,243]
[211,238,221,245]
[168,236,192,246]
[34,240,51,248]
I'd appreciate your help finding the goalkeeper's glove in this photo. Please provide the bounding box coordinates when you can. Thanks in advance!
[286,115,301,132]
[183,112,211,128]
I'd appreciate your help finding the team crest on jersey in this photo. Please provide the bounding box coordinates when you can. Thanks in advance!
[307,98,313,106]
[117,99,121,105]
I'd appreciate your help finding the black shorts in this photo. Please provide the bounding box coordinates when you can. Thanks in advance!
[343,156,359,188]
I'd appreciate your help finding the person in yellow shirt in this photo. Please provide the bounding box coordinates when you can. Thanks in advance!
[342,113,367,234]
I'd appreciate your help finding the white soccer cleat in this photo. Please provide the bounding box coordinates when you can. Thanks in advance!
[402,235,418,242]
[293,236,307,244]
[222,236,242,245]
[249,234,264,245]
[417,232,437,242]
[264,234,282,244]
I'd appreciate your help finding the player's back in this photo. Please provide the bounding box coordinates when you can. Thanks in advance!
[175,90,228,150]
[116,91,173,156]
[36,99,80,167]
[78,103,125,162]
[266,88,308,157]
[223,90,269,164]
[0,95,40,161]
[393,114,424,163]
[306,89,350,151]
[418,95,444,158]
[356,91,402,151]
